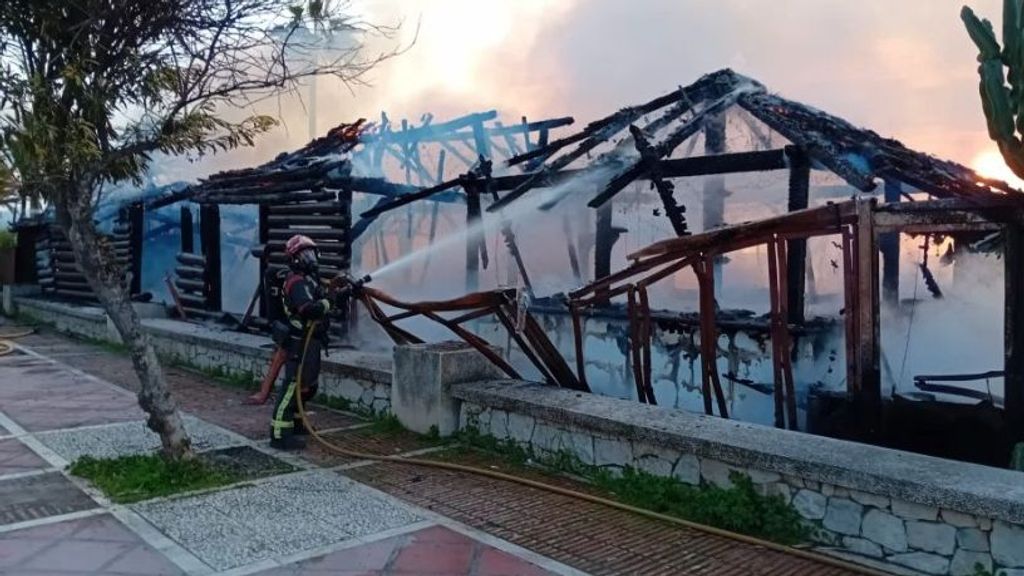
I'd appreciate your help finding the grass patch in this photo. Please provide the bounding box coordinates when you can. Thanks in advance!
[164,355,255,391]
[592,468,808,545]
[69,454,242,503]
[368,413,406,436]
[456,426,808,546]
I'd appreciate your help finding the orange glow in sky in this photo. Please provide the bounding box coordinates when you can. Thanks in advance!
[972,149,1024,189]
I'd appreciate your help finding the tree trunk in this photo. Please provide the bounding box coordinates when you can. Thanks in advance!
[55,192,193,460]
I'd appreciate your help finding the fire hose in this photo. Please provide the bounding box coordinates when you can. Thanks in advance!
[290,322,887,576]
[0,327,34,356]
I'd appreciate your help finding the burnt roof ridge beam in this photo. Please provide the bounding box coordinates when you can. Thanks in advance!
[737,93,877,191]
[494,79,739,214]
[507,68,748,168]
[361,110,499,144]
[588,88,753,209]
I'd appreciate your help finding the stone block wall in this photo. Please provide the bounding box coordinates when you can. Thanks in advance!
[16,298,392,415]
[458,396,1024,576]
[17,299,109,342]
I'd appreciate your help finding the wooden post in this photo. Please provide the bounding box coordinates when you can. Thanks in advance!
[703,114,727,296]
[856,198,881,437]
[881,180,902,307]
[180,206,194,254]
[472,120,491,160]
[465,184,482,293]
[786,147,810,324]
[1004,225,1024,443]
[257,203,269,318]
[199,204,222,312]
[127,202,144,296]
[594,200,614,305]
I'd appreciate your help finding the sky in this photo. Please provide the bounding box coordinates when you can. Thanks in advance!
[346,0,1008,174]
[154,0,1019,185]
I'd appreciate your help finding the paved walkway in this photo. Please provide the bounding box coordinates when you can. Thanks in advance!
[0,330,863,576]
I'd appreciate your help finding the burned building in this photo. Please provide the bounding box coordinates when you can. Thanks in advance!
[16,69,1024,467]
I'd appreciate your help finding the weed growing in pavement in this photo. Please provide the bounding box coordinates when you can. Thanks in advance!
[455,425,809,546]
[69,454,241,503]
[591,467,809,545]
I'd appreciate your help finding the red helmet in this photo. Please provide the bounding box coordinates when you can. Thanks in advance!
[285,235,316,257]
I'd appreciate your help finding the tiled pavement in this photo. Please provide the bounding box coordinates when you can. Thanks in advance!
[0,438,49,476]
[0,513,185,575]
[0,330,863,576]
[251,525,554,576]
[0,337,578,576]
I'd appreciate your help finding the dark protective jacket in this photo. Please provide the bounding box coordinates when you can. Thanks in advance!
[281,272,331,338]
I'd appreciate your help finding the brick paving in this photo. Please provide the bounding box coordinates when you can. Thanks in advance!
[0,329,864,576]
[0,472,97,526]
[252,525,554,576]
[342,459,858,576]
[19,333,362,439]
[302,426,445,467]
[0,438,49,476]
[0,514,185,575]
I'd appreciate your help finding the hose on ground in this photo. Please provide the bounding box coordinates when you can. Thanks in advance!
[291,323,887,576]
[0,328,34,356]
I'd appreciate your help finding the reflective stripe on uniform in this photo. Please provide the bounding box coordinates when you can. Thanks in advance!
[272,379,299,439]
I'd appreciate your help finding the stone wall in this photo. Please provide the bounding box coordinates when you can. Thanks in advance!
[16,297,393,414]
[454,380,1024,576]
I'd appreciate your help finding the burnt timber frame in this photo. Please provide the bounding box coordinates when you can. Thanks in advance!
[353,286,585,392]
[560,198,1024,437]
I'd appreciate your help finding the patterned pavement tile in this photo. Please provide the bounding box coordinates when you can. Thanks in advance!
[36,416,242,462]
[0,513,184,575]
[0,361,143,432]
[253,525,555,576]
[132,470,422,571]
[0,472,97,527]
[0,438,49,476]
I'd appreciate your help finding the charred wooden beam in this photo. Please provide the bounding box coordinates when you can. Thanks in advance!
[181,206,194,254]
[880,180,902,307]
[177,252,205,267]
[266,201,346,215]
[266,214,349,227]
[358,177,463,219]
[856,199,881,438]
[630,124,689,236]
[175,277,206,293]
[364,110,498,144]
[126,203,144,295]
[589,91,745,209]
[465,181,483,292]
[176,266,205,280]
[1006,225,1024,443]
[200,204,222,312]
[787,147,811,324]
[202,190,335,206]
[629,200,860,263]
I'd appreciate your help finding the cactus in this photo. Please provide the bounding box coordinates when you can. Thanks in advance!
[962,1,1024,178]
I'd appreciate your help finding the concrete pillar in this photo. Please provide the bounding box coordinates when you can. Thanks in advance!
[392,341,502,436]
[1,286,12,316]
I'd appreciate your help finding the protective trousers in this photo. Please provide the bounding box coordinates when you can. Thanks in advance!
[270,334,322,440]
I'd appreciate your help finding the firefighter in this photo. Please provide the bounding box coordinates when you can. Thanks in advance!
[269,234,332,450]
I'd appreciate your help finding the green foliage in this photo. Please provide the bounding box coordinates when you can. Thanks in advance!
[0,230,15,249]
[1011,442,1024,471]
[69,454,241,503]
[457,427,809,545]
[962,1,1024,178]
[368,413,406,436]
[592,468,809,545]
[973,562,994,576]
